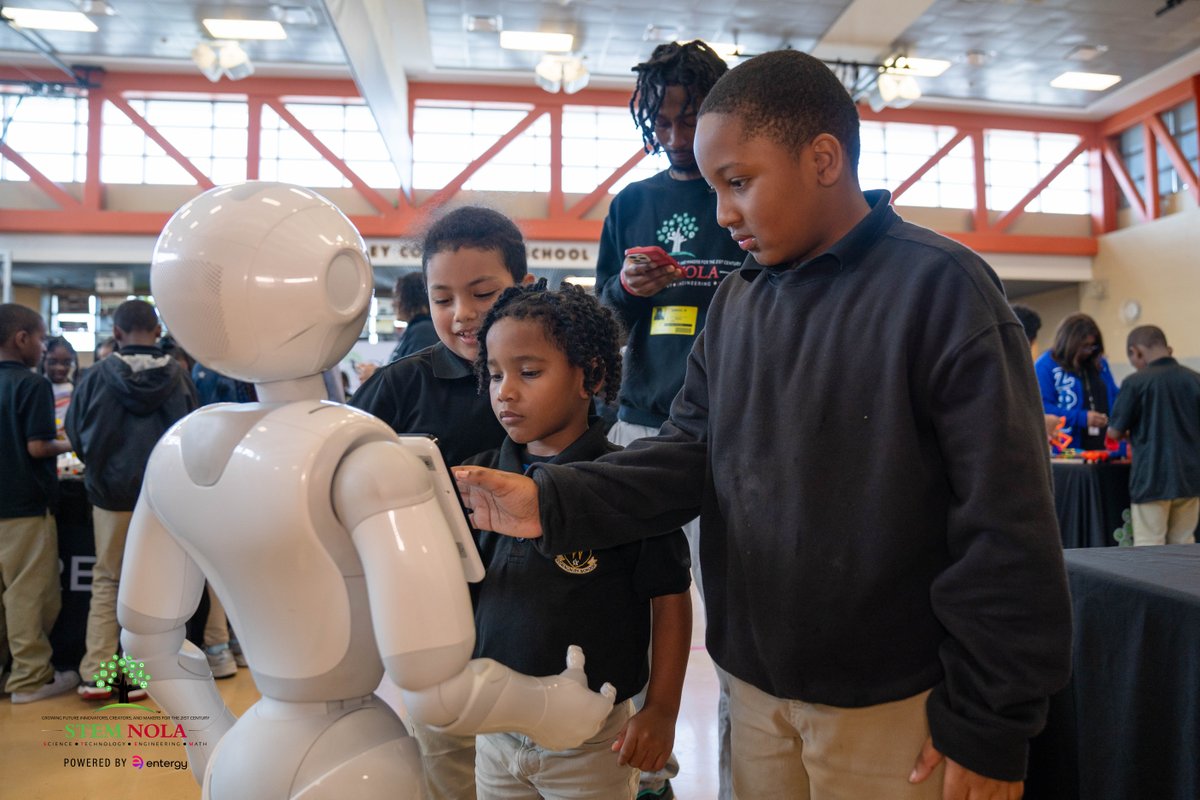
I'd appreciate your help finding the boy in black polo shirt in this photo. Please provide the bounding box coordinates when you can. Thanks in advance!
[0,303,79,703]
[1108,325,1200,546]
[465,282,690,799]
[350,206,534,798]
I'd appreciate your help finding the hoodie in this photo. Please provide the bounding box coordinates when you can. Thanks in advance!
[66,345,197,510]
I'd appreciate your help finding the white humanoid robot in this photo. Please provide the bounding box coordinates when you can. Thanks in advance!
[116,182,614,799]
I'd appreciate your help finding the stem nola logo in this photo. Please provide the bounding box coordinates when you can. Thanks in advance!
[91,653,152,703]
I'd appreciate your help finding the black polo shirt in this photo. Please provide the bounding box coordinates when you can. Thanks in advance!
[1109,356,1200,503]
[349,341,506,467]
[0,361,58,518]
[463,419,691,702]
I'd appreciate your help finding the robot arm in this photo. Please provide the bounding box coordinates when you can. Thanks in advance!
[117,494,237,784]
[333,440,615,751]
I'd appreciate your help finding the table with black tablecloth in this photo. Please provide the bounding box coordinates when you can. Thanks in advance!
[1026,545,1200,800]
[1051,460,1131,548]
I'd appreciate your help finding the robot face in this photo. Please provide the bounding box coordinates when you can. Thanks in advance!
[151,182,373,383]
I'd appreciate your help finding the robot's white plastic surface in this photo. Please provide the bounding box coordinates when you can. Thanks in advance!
[117,182,613,799]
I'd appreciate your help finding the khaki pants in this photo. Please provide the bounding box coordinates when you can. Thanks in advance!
[79,507,133,682]
[0,514,61,693]
[1132,497,1199,546]
[729,676,944,800]
[411,720,478,800]
[476,700,637,800]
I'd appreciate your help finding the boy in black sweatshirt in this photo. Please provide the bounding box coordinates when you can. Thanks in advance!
[456,51,1071,800]
[66,299,196,699]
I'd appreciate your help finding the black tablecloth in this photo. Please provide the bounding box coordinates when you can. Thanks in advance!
[1027,546,1200,800]
[50,480,208,673]
[1051,461,1131,548]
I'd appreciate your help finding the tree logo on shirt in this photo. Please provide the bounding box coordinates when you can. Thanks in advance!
[554,550,598,575]
[657,213,699,256]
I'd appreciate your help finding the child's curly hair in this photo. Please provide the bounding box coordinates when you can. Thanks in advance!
[475,279,623,405]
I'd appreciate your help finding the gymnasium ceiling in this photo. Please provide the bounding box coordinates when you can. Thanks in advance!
[0,0,1197,116]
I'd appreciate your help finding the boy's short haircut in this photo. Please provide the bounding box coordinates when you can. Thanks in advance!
[1127,325,1168,350]
[631,40,728,154]
[698,50,862,171]
[0,303,44,345]
[113,299,160,334]
[420,206,528,283]
[394,272,429,315]
[475,279,624,405]
[1011,304,1042,344]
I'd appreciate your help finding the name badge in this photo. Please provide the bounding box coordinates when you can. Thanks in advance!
[649,305,698,336]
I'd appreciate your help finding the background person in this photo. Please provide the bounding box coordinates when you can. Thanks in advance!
[597,39,745,800]
[1035,313,1120,452]
[1107,325,1200,546]
[0,304,78,704]
[66,299,197,700]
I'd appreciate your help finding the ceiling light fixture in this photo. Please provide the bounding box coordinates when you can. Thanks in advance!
[1066,44,1108,62]
[192,40,254,82]
[883,55,951,78]
[534,55,589,94]
[202,18,287,40]
[1,7,98,32]
[643,24,678,43]
[1050,71,1121,91]
[500,30,574,52]
[464,14,502,33]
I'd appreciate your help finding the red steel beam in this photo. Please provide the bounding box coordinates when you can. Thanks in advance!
[0,142,82,209]
[1101,140,1147,222]
[107,95,215,190]
[992,139,1090,234]
[1147,113,1200,206]
[566,147,648,220]
[891,130,968,202]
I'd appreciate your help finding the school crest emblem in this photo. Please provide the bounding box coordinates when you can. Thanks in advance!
[554,550,598,575]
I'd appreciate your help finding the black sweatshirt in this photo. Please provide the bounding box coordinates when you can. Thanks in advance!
[596,170,745,427]
[533,191,1072,782]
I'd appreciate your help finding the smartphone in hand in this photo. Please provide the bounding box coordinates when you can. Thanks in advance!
[624,246,681,270]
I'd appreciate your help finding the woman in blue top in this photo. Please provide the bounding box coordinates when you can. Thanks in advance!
[1035,313,1120,451]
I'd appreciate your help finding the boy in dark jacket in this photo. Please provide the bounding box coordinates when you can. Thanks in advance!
[66,299,197,699]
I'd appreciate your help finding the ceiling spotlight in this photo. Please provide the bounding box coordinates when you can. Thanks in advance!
[192,40,255,82]
[884,55,951,78]
[535,55,589,94]
[877,72,921,108]
[78,1,118,15]
[643,24,678,42]
[1066,44,1108,62]
[464,14,502,33]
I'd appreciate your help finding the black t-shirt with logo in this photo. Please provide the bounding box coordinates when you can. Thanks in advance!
[596,170,746,427]
[0,361,58,517]
[462,419,691,702]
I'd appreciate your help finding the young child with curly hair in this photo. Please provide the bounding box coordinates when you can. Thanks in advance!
[464,281,693,800]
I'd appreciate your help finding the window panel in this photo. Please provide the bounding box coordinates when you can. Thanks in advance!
[24,153,75,182]
[144,157,193,184]
[987,131,1038,162]
[213,102,248,128]
[6,122,75,153]
[343,131,389,161]
[145,101,213,127]
[348,160,401,188]
[158,127,213,158]
[343,105,378,131]
[101,155,144,184]
[102,125,147,156]
[213,128,248,157]
[939,183,975,209]
[278,130,318,160]
[897,183,939,208]
[211,158,246,184]
[276,159,343,187]
[285,103,345,131]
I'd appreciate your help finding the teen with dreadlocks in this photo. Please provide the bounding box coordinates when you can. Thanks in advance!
[464,281,692,799]
[595,39,742,799]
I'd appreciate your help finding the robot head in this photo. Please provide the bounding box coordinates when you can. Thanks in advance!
[150,182,373,384]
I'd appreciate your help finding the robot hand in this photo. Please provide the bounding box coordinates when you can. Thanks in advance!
[405,644,616,752]
[521,645,618,751]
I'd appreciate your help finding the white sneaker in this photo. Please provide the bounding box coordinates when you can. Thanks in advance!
[204,644,238,679]
[12,670,82,704]
[229,637,247,668]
